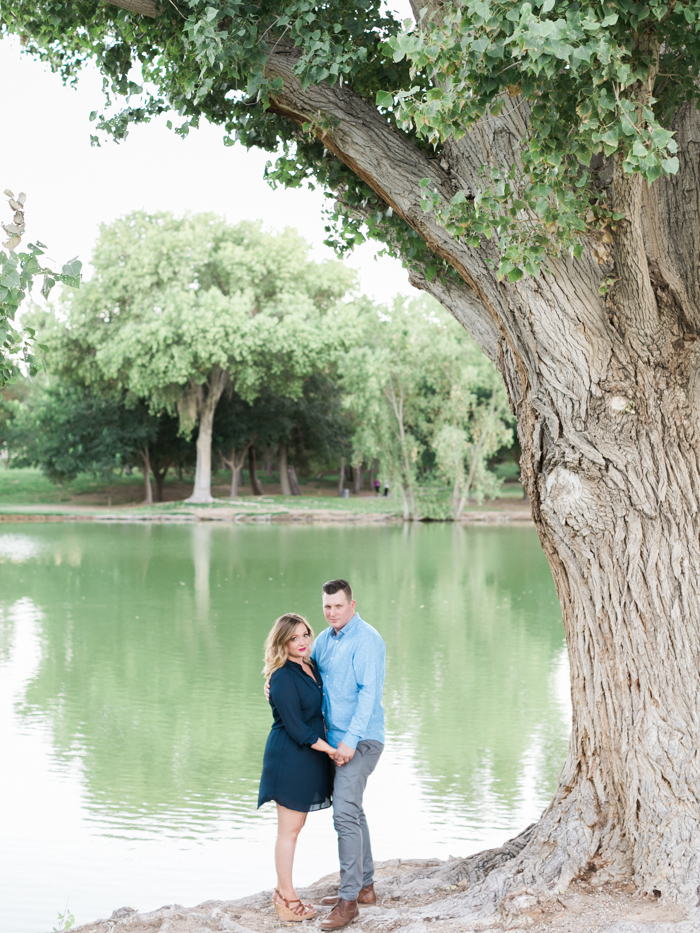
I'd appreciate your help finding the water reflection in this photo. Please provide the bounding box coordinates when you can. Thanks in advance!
[0,522,570,930]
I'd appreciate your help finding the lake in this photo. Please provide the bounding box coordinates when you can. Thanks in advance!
[0,522,570,933]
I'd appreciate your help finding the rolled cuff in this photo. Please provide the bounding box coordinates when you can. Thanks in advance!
[299,729,321,748]
[340,732,361,750]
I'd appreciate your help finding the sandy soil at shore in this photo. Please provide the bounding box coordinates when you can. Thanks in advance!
[65,857,698,933]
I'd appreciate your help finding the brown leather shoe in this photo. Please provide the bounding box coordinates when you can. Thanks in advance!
[321,884,376,907]
[320,899,359,930]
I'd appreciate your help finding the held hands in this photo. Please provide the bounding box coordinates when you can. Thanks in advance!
[331,742,355,767]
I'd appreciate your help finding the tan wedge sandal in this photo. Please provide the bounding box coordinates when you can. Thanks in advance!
[272,889,317,922]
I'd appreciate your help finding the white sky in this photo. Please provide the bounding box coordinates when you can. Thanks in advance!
[0,34,414,305]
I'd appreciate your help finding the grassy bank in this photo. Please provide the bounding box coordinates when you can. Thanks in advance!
[0,466,528,519]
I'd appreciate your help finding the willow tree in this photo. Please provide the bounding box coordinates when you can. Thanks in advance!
[6,0,700,911]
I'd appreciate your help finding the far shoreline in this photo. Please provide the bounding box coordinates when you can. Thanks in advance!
[0,501,533,525]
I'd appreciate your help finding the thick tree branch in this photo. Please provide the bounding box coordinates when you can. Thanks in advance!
[101,0,159,16]
[264,48,502,310]
[407,266,501,365]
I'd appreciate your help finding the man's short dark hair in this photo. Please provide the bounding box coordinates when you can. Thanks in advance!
[323,579,353,602]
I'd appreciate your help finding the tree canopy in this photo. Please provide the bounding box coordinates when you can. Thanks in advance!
[1,0,692,280]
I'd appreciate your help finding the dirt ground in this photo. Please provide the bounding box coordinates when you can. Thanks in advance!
[66,857,698,933]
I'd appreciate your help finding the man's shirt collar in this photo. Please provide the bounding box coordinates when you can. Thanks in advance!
[331,611,360,638]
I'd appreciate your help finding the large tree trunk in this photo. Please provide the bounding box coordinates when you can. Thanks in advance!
[185,367,230,504]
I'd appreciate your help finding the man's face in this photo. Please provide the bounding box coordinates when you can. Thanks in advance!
[322,589,356,632]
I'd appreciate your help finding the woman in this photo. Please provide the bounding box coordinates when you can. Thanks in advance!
[258,613,337,921]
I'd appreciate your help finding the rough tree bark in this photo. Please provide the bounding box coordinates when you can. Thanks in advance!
[100,0,700,910]
[184,366,230,504]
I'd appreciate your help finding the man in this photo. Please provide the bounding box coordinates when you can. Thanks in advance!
[313,579,386,931]
[266,578,386,929]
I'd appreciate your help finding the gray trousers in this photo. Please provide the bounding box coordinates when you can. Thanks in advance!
[332,740,384,900]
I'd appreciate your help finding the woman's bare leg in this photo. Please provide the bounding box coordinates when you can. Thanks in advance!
[275,804,308,903]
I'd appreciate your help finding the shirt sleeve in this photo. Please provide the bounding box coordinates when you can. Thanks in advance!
[270,670,320,748]
[341,636,385,750]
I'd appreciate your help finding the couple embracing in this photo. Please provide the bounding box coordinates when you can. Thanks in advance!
[258,579,386,928]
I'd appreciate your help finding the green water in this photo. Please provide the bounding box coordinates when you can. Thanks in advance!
[0,522,569,933]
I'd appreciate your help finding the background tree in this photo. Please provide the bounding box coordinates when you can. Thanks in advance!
[431,335,514,519]
[9,381,156,500]
[9,379,195,503]
[8,0,700,909]
[146,411,195,502]
[342,303,427,519]
[261,374,354,496]
[213,373,353,496]
[343,296,509,519]
[47,213,354,503]
[0,374,30,466]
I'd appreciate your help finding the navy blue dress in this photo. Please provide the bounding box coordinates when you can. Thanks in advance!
[258,659,333,812]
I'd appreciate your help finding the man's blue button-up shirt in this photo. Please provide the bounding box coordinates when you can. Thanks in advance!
[311,612,385,750]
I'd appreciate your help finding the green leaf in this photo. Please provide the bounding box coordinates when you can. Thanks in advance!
[62,258,83,278]
[662,156,680,175]
[0,270,21,289]
[376,90,394,108]
[41,276,56,299]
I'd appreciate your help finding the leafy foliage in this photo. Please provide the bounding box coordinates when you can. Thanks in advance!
[45,211,353,420]
[388,0,690,277]
[10,382,155,481]
[214,374,352,473]
[3,0,695,280]
[0,190,81,386]
[340,295,513,519]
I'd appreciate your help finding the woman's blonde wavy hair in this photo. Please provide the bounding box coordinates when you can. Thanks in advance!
[263,613,315,679]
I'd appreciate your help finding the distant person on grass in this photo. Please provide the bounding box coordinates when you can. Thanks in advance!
[261,580,386,929]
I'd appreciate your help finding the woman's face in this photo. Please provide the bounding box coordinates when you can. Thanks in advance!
[286,622,312,661]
